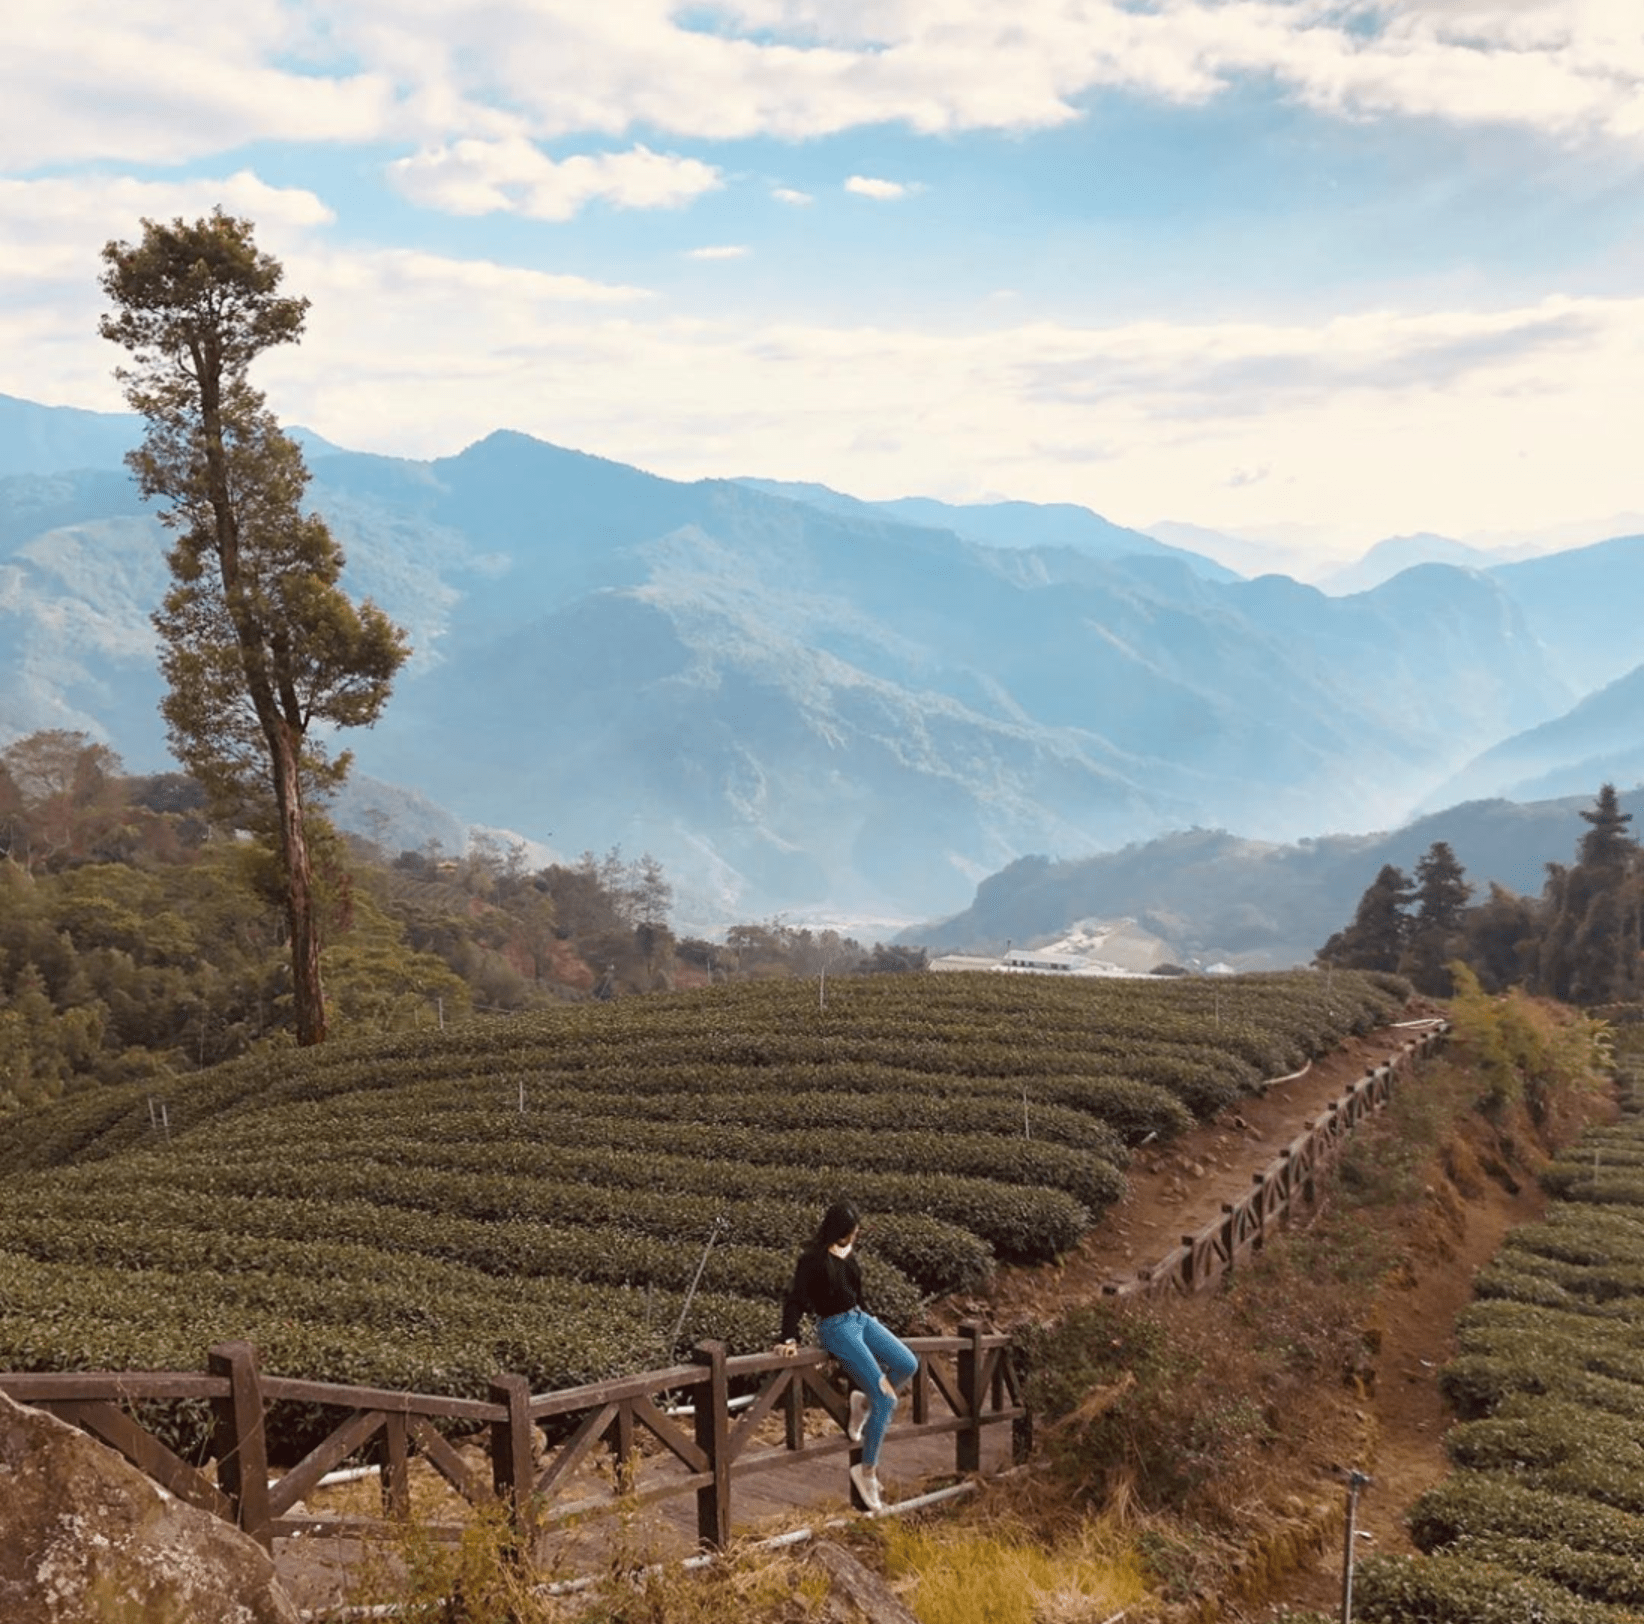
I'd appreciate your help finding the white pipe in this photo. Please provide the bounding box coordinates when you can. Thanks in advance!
[664,1392,758,1419]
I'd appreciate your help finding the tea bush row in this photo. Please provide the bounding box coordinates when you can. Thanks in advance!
[12,1152,992,1297]
[214,1084,1131,1161]
[1401,1100,1644,1616]
[1445,1537,1644,1610]
[182,1135,1093,1263]
[1355,1551,1635,1624]
[192,1107,1126,1215]
[0,1204,926,1328]
[1409,1474,1644,1559]
[0,970,1406,1176]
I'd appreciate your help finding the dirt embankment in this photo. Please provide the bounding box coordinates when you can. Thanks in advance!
[922,1022,1444,1336]
[920,1014,1611,1618]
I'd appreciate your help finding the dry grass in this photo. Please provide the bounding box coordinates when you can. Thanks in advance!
[879,1504,1148,1624]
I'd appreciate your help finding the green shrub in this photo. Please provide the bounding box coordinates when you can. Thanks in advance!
[1356,1551,1636,1623]
[1409,1473,1644,1558]
[1450,1534,1644,1606]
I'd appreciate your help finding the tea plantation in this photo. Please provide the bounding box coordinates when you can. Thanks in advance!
[0,970,1404,1416]
[1356,1049,1644,1624]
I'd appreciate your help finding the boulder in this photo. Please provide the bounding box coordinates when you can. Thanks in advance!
[0,1389,300,1624]
[810,1540,921,1624]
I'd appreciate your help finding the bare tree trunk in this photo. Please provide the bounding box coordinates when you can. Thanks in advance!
[196,373,327,1047]
[272,731,326,1046]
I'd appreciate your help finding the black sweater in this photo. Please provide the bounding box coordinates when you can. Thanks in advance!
[780,1245,866,1342]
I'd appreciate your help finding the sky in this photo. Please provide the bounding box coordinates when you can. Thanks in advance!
[4,0,1644,562]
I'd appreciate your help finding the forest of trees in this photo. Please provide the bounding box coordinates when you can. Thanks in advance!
[0,730,921,1113]
[1318,784,1643,1005]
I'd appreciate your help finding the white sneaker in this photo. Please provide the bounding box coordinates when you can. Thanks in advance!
[850,1462,884,1512]
[848,1388,869,1443]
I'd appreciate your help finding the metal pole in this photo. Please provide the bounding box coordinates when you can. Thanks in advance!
[1339,1468,1372,1623]
[669,1216,729,1356]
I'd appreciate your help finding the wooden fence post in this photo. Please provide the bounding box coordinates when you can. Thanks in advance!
[490,1374,536,1542]
[1009,1341,1033,1465]
[957,1321,985,1474]
[382,1413,410,1518]
[692,1340,731,1550]
[208,1341,271,1550]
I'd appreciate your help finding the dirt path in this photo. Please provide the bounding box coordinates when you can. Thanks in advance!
[1249,1121,1554,1615]
[922,1022,1444,1336]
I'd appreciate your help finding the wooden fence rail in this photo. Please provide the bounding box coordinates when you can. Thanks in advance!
[0,1323,1023,1555]
[1103,1022,1449,1301]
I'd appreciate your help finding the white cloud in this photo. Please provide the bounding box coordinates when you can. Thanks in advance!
[771,187,814,205]
[685,245,750,259]
[0,171,334,287]
[5,0,1643,175]
[0,1,396,168]
[5,160,1639,555]
[387,139,722,220]
[844,175,913,200]
[326,0,1644,149]
[0,171,649,413]
[39,237,1630,550]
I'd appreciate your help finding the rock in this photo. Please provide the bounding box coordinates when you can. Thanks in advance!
[811,1540,921,1624]
[0,1389,300,1624]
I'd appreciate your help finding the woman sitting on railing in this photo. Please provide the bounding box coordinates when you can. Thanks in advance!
[772,1200,918,1511]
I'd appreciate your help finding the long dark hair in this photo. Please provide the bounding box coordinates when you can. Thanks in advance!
[808,1200,860,1251]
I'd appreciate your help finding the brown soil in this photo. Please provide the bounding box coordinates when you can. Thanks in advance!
[1250,1133,1549,1615]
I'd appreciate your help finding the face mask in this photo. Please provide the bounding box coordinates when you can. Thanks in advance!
[830,1242,853,1260]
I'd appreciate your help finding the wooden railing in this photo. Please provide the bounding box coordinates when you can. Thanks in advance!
[0,1323,1023,1553]
[1102,1022,1449,1300]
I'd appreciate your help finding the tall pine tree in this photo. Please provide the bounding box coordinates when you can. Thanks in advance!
[100,211,409,1045]
[1317,863,1413,974]
[1402,841,1473,995]
[1537,785,1641,1005]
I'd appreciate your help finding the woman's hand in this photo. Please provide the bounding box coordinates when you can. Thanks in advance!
[772,1340,800,1358]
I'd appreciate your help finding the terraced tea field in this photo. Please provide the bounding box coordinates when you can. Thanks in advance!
[0,970,1405,1430]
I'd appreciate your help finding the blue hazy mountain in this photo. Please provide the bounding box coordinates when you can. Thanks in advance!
[1485,535,1644,693]
[0,395,140,478]
[1423,661,1644,808]
[737,477,1236,580]
[1315,532,1500,596]
[0,391,341,478]
[1139,519,1297,580]
[1,395,1636,929]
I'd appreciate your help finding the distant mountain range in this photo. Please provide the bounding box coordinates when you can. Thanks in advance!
[2,391,1641,941]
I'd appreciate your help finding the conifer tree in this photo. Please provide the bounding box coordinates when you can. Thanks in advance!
[99,211,408,1044]
[1316,863,1413,973]
[1536,785,1641,1005]
[1402,841,1473,995]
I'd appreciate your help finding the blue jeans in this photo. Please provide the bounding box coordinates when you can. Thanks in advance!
[816,1308,919,1467]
